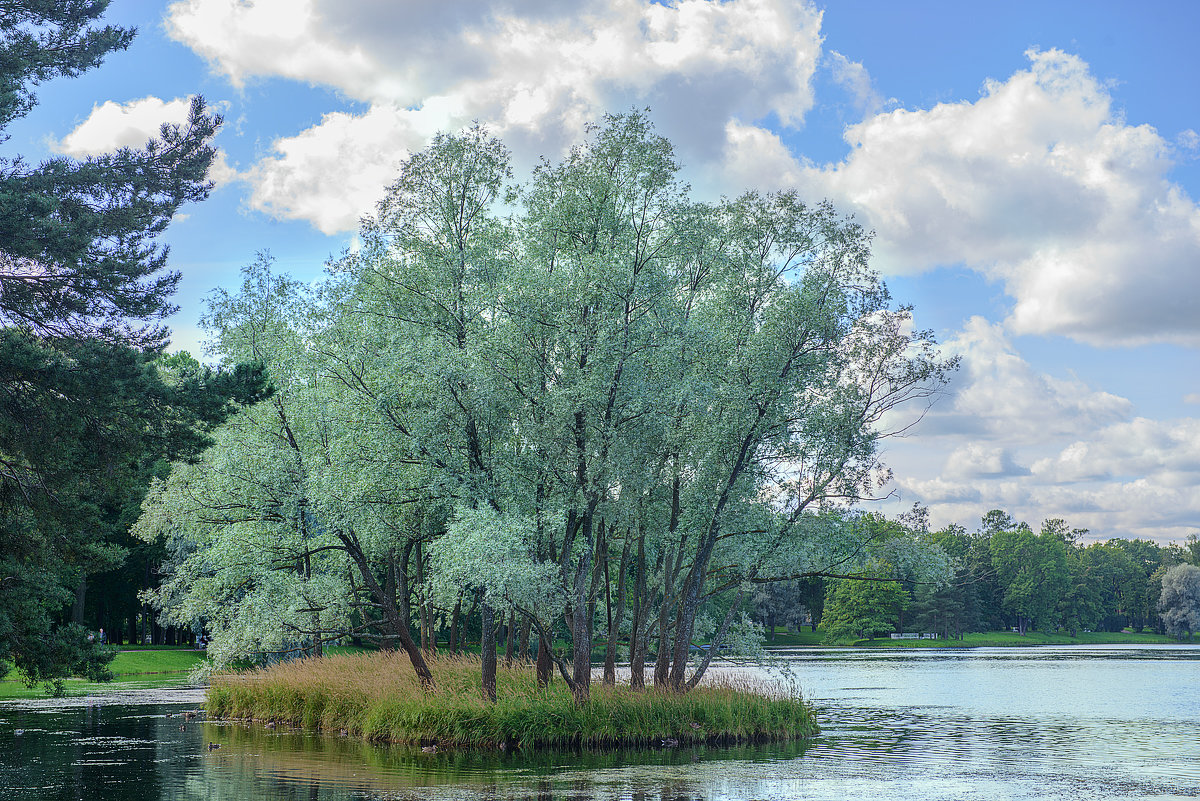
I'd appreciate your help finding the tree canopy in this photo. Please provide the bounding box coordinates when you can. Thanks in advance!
[138,112,955,702]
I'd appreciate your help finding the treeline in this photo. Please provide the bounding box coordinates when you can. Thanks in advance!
[753,510,1200,641]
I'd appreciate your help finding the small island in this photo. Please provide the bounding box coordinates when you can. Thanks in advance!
[206,652,816,750]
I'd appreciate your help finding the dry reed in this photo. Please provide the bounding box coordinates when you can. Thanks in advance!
[207,652,817,750]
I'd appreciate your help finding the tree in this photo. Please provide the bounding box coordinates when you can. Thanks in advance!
[0,1,221,687]
[987,514,1068,634]
[821,566,909,642]
[1158,564,1200,640]
[140,112,953,704]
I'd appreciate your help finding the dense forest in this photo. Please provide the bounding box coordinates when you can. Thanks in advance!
[755,511,1200,643]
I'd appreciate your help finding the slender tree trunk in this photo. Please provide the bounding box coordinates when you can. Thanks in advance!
[629,531,649,689]
[536,632,552,689]
[72,577,87,625]
[570,511,595,705]
[504,610,516,665]
[449,599,461,654]
[415,540,434,654]
[481,599,497,703]
[603,533,631,686]
[518,615,532,663]
[342,534,435,689]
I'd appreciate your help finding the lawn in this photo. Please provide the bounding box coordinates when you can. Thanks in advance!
[0,646,209,699]
[852,630,1179,648]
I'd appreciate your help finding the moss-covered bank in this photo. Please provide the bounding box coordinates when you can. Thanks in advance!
[206,652,817,750]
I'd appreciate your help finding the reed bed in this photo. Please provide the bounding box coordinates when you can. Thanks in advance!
[206,652,817,750]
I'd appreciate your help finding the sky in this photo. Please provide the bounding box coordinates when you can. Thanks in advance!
[15,0,1200,544]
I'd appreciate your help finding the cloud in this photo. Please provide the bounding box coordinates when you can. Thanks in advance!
[242,106,436,234]
[827,50,883,116]
[944,443,1029,479]
[1031,418,1200,484]
[53,95,195,155]
[166,0,823,232]
[52,95,238,188]
[913,316,1133,440]
[721,48,1200,347]
[881,317,1198,542]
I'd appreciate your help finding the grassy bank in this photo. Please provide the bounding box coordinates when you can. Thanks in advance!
[0,647,208,699]
[849,630,1179,648]
[207,652,817,750]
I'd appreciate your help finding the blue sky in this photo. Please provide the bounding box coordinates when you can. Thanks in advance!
[18,1,1199,543]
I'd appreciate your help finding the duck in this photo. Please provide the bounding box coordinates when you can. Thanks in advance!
[420,744,438,754]
[179,725,187,731]
[14,729,24,736]
[208,742,221,750]
[264,722,275,729]
[661,737,679,748]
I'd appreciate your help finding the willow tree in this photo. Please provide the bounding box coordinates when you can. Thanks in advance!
[138,111,952,702]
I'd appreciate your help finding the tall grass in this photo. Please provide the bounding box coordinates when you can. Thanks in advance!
[207,652,817,749]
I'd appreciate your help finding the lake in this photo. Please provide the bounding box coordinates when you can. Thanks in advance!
[2,645,1197,800]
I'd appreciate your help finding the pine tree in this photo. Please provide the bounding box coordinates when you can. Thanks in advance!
[0,1,223,689]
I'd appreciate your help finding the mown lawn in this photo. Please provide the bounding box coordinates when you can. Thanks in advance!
[0,646,208,699]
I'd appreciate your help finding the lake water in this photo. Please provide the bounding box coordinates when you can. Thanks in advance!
[2,645,1197,800]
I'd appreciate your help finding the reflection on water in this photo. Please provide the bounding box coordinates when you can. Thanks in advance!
[1,646,1198,800]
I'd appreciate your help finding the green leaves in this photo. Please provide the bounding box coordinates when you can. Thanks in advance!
[140,112,955,686]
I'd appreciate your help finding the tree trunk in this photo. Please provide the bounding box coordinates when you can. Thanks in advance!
[629,531,649,689]
[504,610,516,665]
[342,534,435,689]
[518,615,532,663]
[536,632,552,689]
[449,599,461,654]
[481,599,497,703]
[603,533,631,686]
[72,577,87,625]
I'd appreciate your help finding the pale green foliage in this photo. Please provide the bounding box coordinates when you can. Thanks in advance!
[136,112,955,681]
[429,506,563,614]
[1159,563,1200,639]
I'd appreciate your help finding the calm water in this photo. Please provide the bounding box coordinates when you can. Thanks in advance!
[1,646,1197,800]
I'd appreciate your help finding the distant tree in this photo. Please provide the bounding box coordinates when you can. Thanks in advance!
[749,580,811,639]
[821,565,909,642]
[988,515,1068,634]
[1158,564,1200,641]
[1184,534,1200,567]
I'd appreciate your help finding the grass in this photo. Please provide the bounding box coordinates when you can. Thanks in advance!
[206,651,817,750]
[0,646,208,699]
[849,630,1179,648]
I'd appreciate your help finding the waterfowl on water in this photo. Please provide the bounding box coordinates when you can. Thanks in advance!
[420,745,438,754]
[208,742,221,750]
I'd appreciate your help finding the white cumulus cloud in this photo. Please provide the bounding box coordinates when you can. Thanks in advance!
[53,95,194,155]
[165,0,823,232]
[721,48,1200,347]
[52,95,237,187]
